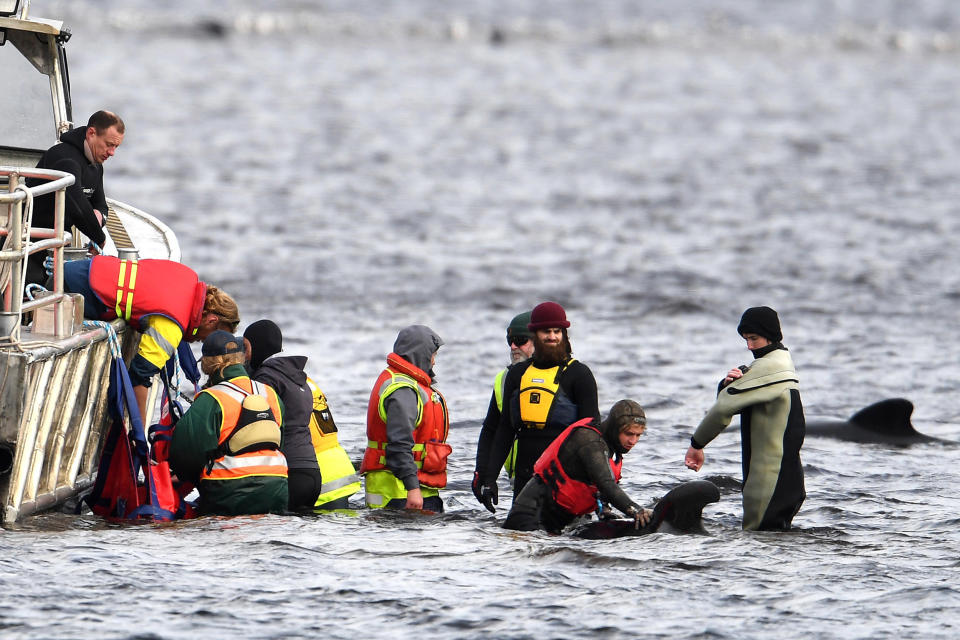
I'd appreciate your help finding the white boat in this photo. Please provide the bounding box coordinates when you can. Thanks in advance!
[0,2,178,525]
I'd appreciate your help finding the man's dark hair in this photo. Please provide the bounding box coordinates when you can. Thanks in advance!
[86,110,125,135]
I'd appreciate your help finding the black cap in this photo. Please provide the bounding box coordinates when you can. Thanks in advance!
[243,319,283,370]
[601,399,646,431]
[736,306,782,343]
[201,330,245,358]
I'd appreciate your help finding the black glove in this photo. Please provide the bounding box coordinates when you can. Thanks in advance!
[479,482,498,513]
[471,471,484,503]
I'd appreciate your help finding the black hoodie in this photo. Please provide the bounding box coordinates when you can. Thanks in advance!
[250,354,320,470]
[30,126,108,246]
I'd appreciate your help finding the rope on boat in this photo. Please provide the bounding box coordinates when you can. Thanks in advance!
[82,320,123,359]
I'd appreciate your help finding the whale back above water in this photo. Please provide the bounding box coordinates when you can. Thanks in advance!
[806,398,950,445]
[572,480,720,539]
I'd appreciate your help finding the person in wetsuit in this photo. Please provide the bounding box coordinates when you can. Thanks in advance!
[684,306,806,531]
[471,310,534,505]
[503,399,652,534]
[478,301,600,512]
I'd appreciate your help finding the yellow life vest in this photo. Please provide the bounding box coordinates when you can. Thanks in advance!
[518,359,575,429]
[305,377,361,507]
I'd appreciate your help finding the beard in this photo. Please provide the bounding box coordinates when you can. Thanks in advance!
[533,334,571,367]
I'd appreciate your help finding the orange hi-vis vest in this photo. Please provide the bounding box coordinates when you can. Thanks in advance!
[533,418,623,516]
[199,377,288,483]
[88,256,207,333]
[360,353,451,488]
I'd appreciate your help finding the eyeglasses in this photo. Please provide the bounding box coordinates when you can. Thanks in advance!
[507,335,530,347]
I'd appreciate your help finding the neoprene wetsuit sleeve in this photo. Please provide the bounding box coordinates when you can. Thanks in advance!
[474,389,500,473]
[483,366,522,486]
[574,430,639,514]
[570,363,601,422]
[693,376,795,447]
[382,387,421,491]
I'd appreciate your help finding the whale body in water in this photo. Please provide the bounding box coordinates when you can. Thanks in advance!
[805,398,953,445]
[572,480,720,539]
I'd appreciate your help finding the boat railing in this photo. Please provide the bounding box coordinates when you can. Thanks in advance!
[0,166,77,343]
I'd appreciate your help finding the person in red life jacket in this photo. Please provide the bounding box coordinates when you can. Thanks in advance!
[478,301,600,512]
[25,111,124,285]
[360,325,451,512]
[503,399,652,534]
[64,255,239,423]
[169,331,288,516]
[472,310,534,505]
[243,319,324,511]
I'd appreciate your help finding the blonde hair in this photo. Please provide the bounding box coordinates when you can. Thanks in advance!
[200,351,245,380]
[203,285,240,331]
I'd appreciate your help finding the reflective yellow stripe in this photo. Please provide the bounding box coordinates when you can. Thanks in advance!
[377,373,425,424]
[115,259,127,319]
[125,261,138,320]
[114,259,139,321]
[364,469,439,509]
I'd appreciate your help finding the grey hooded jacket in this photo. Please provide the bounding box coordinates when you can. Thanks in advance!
[382,325,444,490]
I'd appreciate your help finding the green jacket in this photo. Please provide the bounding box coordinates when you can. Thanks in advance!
[170,363,289,516]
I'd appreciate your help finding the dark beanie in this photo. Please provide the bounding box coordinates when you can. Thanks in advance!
[736,306,782,343]
[528,301,570,331]
[243,319,283,370]
[507,311,533,338]
[601,399,646,431]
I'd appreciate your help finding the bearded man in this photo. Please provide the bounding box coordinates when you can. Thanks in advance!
[478,301,599,512]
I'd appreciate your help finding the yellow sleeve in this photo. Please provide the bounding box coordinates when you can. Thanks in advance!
[138,315,184,370]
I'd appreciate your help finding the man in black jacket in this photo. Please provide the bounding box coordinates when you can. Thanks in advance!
[479,301,600,511]
[243,319,324,510]
[27,110,124,285]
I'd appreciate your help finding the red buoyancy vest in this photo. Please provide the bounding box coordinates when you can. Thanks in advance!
[199,377,288,482]
[533,418,623,516]
[361,353,451,488]
[88,256,207,332]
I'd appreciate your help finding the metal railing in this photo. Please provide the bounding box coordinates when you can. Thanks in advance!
[0,166,75,342]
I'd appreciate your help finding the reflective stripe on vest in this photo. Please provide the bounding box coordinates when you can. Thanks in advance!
[115,259,139,321]
[493,368,507,412]
[364,470,439,508]
[200,378,287,482]
[366,440,433,469]
[376,373,426,424]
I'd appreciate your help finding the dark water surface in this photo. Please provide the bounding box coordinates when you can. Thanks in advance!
[4,1,960,638]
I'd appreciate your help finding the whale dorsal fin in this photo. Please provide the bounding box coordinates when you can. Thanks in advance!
[848,398,917,436]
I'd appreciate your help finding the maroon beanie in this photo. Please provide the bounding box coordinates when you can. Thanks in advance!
[528,301,570,331]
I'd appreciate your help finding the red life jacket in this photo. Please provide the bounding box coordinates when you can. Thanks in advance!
[533,418,623,516]
[360,353,451,488]
[88,256,207,332]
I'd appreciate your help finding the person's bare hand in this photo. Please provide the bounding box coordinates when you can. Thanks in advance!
[685,446,704,472]
[405,487,423,510]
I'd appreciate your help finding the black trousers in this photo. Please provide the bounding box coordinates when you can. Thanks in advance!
[503,476,575,534]
[287,467,323,511]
